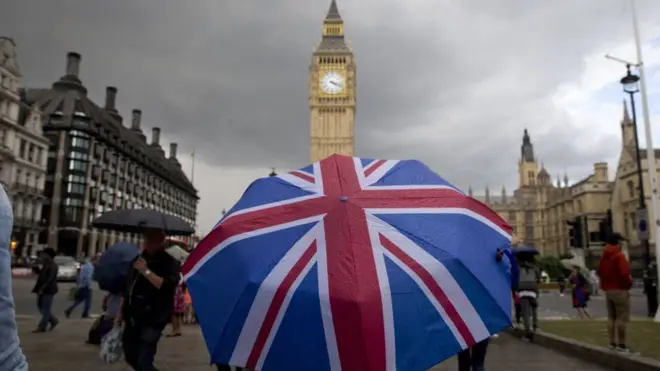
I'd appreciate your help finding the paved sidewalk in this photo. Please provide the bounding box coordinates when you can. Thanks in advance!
[17,319,609,370]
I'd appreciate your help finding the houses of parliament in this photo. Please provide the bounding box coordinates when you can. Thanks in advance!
[308,2,654,269]
[471,102,657,270]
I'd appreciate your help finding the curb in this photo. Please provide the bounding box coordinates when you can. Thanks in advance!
[506,328,660,371]
[11,268,34,278]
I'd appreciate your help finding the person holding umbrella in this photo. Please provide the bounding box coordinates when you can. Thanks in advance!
[114,228,181,371]
[182,154,519,371]
[513,246,541,341]
[457,245,518,371]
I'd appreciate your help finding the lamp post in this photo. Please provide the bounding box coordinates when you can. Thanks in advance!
[620,64,650,266]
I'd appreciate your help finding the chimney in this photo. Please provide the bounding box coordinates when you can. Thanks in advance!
[131,109,142,130]
[151,127,161,146]
[105,86,117,111]
[65,52,81,77]
[169,143,178,159]
[594,162,609,182]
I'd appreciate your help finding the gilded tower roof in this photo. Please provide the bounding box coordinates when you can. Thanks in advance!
[325,0,341,21]
[316,0,351,54]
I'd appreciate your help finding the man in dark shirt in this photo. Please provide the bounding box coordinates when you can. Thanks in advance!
[116,229,180,371]
[31,247,59,333]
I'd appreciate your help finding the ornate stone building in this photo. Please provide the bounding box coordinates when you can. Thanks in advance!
[22,52,198,257]
[471,129,613,258]
[611,102,660,270]
[0,37,50,256]
[309,0,356,163]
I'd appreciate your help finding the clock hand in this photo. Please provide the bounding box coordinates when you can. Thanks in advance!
[330,81,339,87]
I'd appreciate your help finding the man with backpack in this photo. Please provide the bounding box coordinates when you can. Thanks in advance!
[515,255,541,341]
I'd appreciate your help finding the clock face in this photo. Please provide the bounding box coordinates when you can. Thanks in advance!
[320,71,345,95]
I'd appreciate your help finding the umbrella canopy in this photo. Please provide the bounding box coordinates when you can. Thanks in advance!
[561,257,589,275]
[94,241,140,294]
[92,208,194,236]
[182,154,514,371]
[513,245,539,256]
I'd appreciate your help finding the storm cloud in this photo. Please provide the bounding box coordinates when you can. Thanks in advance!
[2,0,660,231]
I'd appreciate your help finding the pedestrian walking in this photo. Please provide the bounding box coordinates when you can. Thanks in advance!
[513,292,522,328]
[65,255,97,318]
[643,261,658,318]
[557,271,566,296]
[183,287,194,324]
[590,269,600,296]
[456,246,518,371]
[515,255,540,341]
[598,233,636,353]
[115,228,181,371]
[166,281,186,337]
[32,248,59,333]
[0,183,28,370]
[570,265,592,319]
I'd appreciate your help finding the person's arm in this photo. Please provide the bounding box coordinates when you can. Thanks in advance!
[136,257,180,290]
[0,186,28,370]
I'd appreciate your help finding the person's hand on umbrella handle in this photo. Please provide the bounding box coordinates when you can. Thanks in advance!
[134,257,148,273]
[114,315,123,328]
[495,248,504,263]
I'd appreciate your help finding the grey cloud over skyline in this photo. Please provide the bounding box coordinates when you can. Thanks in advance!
[2,0,658,231]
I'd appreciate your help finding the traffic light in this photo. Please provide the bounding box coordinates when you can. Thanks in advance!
[566,217,584,248]
[598,209,613,242]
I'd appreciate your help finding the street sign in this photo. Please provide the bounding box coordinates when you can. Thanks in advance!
[637,207,650,240]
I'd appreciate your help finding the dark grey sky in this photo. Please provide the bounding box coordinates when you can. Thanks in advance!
[3,0,659,232]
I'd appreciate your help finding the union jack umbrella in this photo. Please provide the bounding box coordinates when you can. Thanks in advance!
[182,154,514,371]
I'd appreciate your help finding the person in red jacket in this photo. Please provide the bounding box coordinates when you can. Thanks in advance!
[598,233,634,353]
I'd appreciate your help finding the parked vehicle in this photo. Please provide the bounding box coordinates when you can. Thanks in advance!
[166,238,191,252]
[55,255,79,282]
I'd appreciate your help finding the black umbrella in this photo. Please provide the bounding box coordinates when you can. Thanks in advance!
[92,208,195,236]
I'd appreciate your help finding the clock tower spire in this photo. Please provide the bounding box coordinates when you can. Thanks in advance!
[309,0,356,163]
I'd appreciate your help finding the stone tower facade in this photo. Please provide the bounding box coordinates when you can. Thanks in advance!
[309,0,356,163]
[518,129,539,187]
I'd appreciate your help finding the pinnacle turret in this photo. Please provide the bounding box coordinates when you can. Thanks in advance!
[325,0,341,21]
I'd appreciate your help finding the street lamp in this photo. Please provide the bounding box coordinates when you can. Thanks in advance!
[620,65,651,266]
[269,168,277,177]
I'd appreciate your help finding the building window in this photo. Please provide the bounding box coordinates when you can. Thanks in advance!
[63,206,83,223]
[19,139,26,158]
[70,132,91,150]
[36,147,43,165]
[68,159,88,172]
[66,182,85,195]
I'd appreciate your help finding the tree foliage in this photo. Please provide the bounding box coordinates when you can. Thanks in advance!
[535,255,566,280]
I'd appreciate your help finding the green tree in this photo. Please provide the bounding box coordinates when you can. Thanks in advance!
[535,255,565,280]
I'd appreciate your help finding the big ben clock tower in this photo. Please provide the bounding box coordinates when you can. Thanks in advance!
[309,0,356,163]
